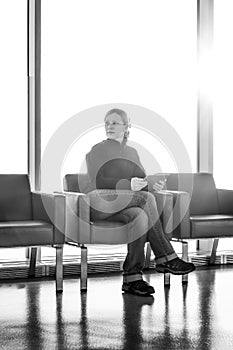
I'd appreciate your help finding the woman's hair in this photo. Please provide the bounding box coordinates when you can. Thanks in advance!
[104,108,130,144]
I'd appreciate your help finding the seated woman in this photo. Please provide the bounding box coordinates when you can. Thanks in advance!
[85,108,195,296]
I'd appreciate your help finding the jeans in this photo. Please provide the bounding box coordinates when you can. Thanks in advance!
[89,190,177,283]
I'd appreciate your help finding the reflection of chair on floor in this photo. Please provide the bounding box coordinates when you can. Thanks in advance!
[147,173,233,283]
[0,174,64,292]
[58,173,173,291]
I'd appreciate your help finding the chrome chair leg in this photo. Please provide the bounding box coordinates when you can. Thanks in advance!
[164,273,171,287]
[182,240,188,284]
[144,243,151,269]
[81,245,88,292]
[29,247,37,277]
[209,238,219,265]
[56,244,63,293]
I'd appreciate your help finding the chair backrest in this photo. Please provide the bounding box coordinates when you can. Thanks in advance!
[65,173,168,194]
[64,173,90,193]
[64,172,219,216]
[166,173,219,215]
[0,174,32,221]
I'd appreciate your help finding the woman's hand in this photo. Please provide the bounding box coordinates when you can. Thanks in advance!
[152,180,167,192]
[131,177,147,191]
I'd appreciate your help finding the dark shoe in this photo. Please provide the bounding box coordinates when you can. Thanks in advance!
[122,280,155,296]
[155,257,195,275]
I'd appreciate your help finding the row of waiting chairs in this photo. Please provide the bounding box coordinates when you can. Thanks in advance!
[1,173,233,292]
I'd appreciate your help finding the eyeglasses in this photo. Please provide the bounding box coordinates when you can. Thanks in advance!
[105,121,126,127]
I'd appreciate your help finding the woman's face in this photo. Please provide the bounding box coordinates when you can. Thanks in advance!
[104,112,127,140]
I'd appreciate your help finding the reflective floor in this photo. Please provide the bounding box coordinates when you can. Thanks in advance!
[1,266,233,350]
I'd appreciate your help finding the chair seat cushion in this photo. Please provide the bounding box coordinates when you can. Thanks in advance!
[190,215,233,238]
[0,221,54,247]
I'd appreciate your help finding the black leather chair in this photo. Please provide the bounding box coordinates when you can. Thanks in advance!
[0,174,64,292]
[58,173,173,291]
[147,173,233,282]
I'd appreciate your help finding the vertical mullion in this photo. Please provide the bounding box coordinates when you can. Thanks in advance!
[28,0,41,191]
[197,0,214,252]
[197,0,214,173]
[27,0,41,261]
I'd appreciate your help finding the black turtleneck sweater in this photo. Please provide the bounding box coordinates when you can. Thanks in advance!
[86,139,147,192]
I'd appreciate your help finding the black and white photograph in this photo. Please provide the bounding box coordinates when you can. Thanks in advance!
[1,1,233,349]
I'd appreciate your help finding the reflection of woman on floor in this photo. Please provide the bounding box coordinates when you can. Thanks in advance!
[86,108,195,296]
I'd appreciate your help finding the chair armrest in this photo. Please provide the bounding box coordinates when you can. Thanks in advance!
[153,190,173,239]
[54,191,91,244]
[32,191,54,224]
[166,190,191,239]
[217,189,233,214]
[32,191,65,245]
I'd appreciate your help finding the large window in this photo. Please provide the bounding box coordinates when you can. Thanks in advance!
[0,0,27,174]
[41,0,197,193]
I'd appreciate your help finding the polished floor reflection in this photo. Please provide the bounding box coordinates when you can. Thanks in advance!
[1,266,233,350]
